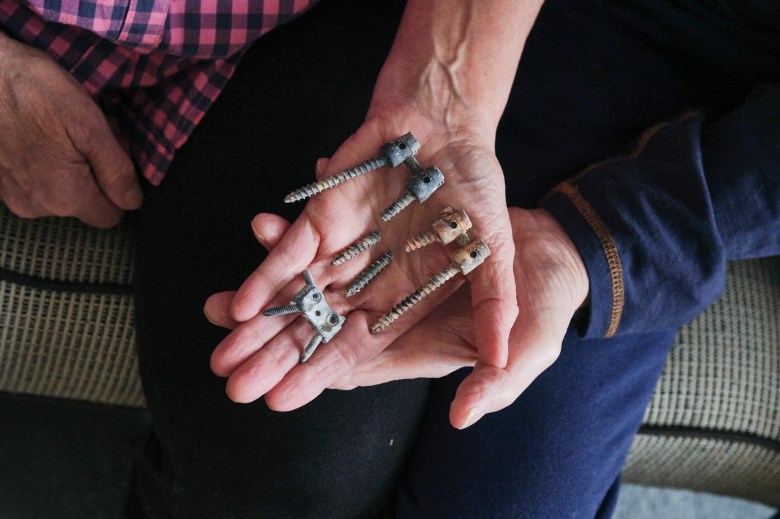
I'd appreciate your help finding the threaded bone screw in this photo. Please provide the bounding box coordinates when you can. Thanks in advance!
[284,157,387,203]
[370,265,458,333]
[380,192,416,221]
[331,231,381,266]
[345,250,393,297]
[284,133,420,203]
[263,304,300,317]
[404,232,438,252]
[380,166,445,222]
[301,334,323,363]
[370,239,492,333]
[405,208,473,252]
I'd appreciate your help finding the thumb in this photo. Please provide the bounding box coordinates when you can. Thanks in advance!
[449,311,568,429]
[67,104,142,210]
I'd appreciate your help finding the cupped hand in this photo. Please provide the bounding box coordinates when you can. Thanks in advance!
[337,207,590,428]
[207,102,517,410]
[207,207,588,429]
[0,32,141,227]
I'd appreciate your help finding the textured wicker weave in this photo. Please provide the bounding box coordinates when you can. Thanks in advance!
[0,204,143,407]
[624,257,780,505]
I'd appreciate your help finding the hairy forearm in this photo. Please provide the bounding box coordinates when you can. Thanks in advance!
[373,0,544,132]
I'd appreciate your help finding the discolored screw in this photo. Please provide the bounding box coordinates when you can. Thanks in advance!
[370,240,491,333]
[370,264,459,333]
[345,250,393,297]
[331,231,382,266]
[284,133,421,203]
[405,207,473,252]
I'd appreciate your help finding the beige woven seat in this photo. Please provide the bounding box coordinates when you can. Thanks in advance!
[1,203,778,505]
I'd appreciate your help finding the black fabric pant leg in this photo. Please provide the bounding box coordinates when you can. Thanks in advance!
[129,1,430,518]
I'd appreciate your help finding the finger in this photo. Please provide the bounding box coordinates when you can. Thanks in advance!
[65,101,142,210]
[211,283,313,377]
[225,319,314,403]
[45,168,124,228]
[204,291,240,329]
[469,219,518,368]
[449,311,568,429]
[230,214,320,322]
[264,311,403,411]
[315,157,329,176]
[250,213,291,250]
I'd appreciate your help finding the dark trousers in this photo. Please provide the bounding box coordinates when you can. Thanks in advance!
[129,0,777,517]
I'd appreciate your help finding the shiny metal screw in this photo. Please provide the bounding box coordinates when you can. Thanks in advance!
[331,231,381,266]
[346,250,393,297]
[284,133,420,203]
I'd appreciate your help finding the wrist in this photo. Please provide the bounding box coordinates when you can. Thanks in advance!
[370,0,543,133]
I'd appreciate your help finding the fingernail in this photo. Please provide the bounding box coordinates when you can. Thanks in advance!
[203,305,218,326]
[315,158,328,175]
[250,221,266,246]
[461,407,484,429]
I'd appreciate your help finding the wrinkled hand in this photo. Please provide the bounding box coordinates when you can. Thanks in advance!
[207,103,517,411]
[0,33,141,227]
[207,207,588,428]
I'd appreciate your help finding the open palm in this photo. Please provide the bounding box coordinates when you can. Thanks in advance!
[208,106,518,410]
[207,207,587,428]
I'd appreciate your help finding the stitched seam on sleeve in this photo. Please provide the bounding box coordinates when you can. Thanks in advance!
[555,183,624,337]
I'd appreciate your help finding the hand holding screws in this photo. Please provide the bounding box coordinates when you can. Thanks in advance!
[284,133,421,203]
[263,270,345,362]
[370,239,491,333]
[405,207,473,251]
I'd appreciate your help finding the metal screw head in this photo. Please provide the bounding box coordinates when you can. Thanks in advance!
[432,207,472,245]
[452,239,491,275]
[381,133,421,167]
[406,166,444,202]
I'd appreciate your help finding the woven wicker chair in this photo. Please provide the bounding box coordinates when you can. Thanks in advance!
[1,203,778,506]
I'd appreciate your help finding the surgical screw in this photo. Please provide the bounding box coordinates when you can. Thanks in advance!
[370,239,491,333]
[380,166,445,222]
[331,231,381,266]
[370,265,459,333]
[284,133,421,203]
[262,270,345,363]
[301,335,323,363]
[346,250,393,297]
[263,304,299,317]
[405,208,473,251]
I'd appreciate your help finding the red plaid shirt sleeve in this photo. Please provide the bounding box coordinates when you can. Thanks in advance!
[2,1,316,184]
[25,0,314,57]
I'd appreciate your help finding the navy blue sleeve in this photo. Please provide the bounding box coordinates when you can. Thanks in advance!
[540,84,780,339]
